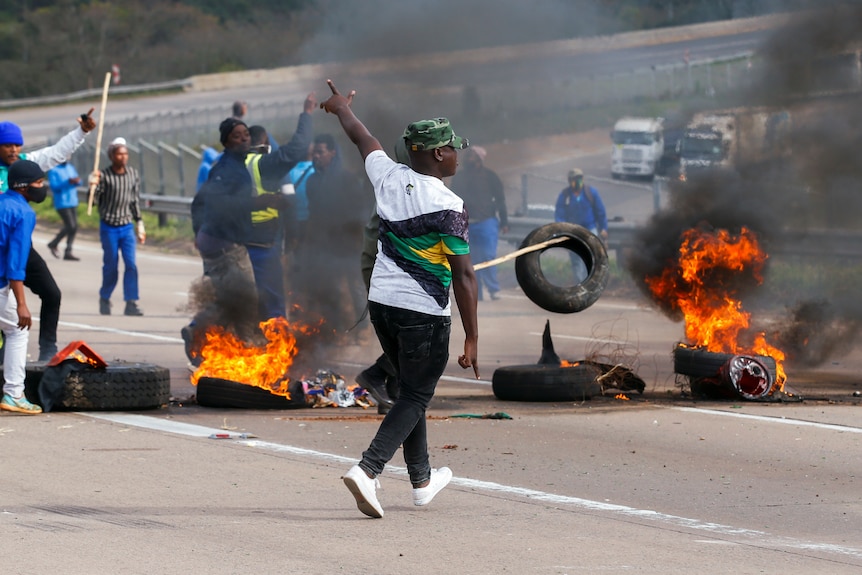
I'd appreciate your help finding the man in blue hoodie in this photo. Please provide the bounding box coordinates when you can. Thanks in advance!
[0,160,50,414]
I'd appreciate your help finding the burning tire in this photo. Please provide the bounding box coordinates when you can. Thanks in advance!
[195,376,305,409]
[20,362,170,411]
[492,363,602,402]
[515,222,609,314]
[673,346,776,379]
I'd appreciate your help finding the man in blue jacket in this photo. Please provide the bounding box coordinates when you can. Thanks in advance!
[554,168,608,281]
[184,99,313,363]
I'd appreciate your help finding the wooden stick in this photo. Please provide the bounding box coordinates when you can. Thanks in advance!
[87,72,112,215]
[473,236,568,271]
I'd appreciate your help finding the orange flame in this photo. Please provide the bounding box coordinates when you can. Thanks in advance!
[614,394,630,400]
[190,317,315,397]
[645,227,786,388]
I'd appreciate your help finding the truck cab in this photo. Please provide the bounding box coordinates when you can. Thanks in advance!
[677,122,730,181]
[610,117,664,180]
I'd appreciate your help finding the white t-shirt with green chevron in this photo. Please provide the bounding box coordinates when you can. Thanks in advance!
[365,150,470,316]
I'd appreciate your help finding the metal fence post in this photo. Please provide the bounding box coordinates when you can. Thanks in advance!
[521,173,528,216]
[653,176,663,213]
[139,140,167,227]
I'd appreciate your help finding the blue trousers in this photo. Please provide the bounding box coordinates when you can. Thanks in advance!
[247,242,286,320]
[99,221,139,301]
[360,302,451,485]
[469,217,500,299]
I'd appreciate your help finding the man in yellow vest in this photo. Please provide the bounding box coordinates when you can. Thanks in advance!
[243,92,316,319]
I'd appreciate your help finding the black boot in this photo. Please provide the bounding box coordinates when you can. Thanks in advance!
[124,300,144,316]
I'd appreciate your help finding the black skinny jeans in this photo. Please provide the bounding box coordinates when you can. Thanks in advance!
[50,207,78,252]
[360,301,451,485]
[24,248,61,360]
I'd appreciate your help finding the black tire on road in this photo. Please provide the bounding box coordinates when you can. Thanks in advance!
[196,376,305,409]
[515,222,609,314]
[21,362,171,411]
[673,346,777,379]
[492,363,603,402]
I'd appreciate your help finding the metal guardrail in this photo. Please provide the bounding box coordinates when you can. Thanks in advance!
[77,186,862,261]
[76,188,193,217]
[0,79,192,109]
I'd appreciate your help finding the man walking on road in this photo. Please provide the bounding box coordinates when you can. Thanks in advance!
[47,161,82,261]
[320,80,479,519]
[554,168,608,281]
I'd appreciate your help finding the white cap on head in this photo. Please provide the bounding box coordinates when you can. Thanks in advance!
[111,137,127,146]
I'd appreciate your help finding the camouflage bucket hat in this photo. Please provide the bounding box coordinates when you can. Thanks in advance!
[403,118,468,151]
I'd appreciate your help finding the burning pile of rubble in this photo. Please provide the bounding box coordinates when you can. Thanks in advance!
[189,316,377,409]
[643,224,799,401]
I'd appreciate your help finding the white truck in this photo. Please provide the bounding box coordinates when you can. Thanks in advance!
[610,117,664,180]
[677,108,791,181]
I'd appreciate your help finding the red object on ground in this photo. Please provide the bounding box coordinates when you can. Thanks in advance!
[46,341,109,369]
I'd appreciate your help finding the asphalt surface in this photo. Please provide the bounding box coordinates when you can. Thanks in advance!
[0,226,859,574]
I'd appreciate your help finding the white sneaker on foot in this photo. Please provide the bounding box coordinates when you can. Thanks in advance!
[343,465,384,518]
[413,467,453,506]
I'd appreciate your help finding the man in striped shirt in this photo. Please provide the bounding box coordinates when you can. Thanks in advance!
[91,138,145,316]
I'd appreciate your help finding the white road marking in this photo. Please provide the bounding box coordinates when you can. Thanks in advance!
[84,412,862,562]
[56,320,183,343]
[528,332,628,345]
[671,406,862,434]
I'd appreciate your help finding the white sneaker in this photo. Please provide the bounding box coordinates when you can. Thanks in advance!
[413,467,453,506]
[343,465,384,518]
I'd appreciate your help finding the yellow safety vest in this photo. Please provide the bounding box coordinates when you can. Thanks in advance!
[246,153,279,224]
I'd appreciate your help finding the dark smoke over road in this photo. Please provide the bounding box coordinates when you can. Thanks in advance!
[627,5,862,368]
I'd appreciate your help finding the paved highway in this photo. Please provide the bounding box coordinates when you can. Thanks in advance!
[3,20,861,573]
[0,226,858,574]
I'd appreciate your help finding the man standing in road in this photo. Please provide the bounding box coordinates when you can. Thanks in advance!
[185,115,297,360]
[320,80,479,519]
[300,133,372,336]
[554,168,608,281]
[0,160,49,415]
[243,93,315,321]
[451,146,508,301]
[92,138,145,317]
